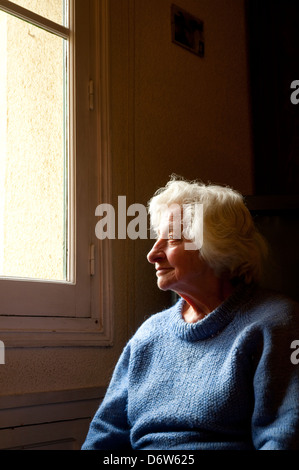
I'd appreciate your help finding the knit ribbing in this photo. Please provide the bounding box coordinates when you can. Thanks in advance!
[170,282,256,341]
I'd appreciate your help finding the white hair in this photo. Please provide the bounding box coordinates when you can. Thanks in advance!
[148,175,268,284]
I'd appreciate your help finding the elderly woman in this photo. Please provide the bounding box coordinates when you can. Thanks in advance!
[82,176,299,450]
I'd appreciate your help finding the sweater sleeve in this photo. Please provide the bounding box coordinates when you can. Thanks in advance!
[251,308,299,450]
[81,343,131,450]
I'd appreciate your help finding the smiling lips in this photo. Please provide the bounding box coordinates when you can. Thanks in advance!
[155,266,173,276]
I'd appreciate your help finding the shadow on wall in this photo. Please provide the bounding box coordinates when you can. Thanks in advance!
[247,196,299,302]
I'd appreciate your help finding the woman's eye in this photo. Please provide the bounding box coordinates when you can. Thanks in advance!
[168,235,182,243]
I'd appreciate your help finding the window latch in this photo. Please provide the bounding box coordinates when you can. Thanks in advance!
[89,244,95,276]
[89,79,94,111]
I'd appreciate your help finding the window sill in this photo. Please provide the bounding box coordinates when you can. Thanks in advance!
[0,315,113,347]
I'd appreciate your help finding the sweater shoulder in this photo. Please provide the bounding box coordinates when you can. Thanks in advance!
[131,303,177,344]
[242,287,299,331]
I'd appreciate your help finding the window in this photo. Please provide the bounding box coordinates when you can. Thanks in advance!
[0,1,69,282]
[0,0,112,346]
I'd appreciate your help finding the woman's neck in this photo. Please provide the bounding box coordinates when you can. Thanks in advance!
[180,279,235,324]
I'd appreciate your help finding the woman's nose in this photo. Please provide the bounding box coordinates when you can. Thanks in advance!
[147,239,165,264]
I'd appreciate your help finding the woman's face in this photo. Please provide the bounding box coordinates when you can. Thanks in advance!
[147,207,209,296]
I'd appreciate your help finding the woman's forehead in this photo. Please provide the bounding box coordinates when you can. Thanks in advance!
[158,206,184,234]
[161,205,182,220]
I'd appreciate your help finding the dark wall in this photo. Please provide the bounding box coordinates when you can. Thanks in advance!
[247,0,299,195]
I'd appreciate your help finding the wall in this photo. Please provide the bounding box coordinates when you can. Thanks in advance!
[134,0,253,198]
[1,0,253,407]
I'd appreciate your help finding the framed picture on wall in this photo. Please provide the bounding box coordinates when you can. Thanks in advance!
[171,4,204,58]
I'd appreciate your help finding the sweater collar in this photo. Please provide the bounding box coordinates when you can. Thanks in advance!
[170,282,256,341]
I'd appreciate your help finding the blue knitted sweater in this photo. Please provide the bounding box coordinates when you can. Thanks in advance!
[82,283,299,450]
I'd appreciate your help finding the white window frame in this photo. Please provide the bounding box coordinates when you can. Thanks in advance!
[0,0,113,347]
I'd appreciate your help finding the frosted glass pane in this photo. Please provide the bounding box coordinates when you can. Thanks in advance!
[0,11,68,281]
[9,0,67,26]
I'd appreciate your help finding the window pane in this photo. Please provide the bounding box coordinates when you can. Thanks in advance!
[8,0,68,26]
[0,10,68,281]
